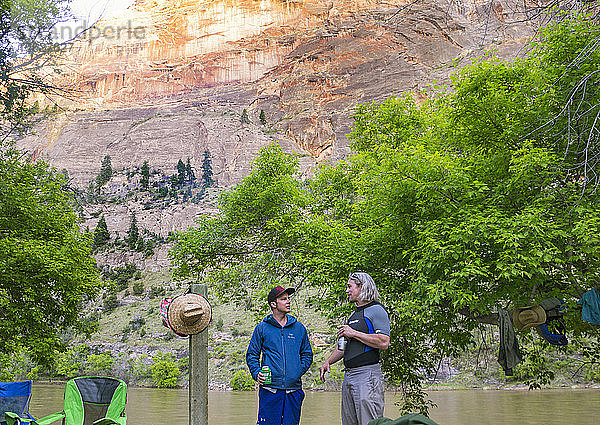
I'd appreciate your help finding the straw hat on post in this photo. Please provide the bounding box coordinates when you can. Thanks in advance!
[512,305,546,331]
[167,293,212,335]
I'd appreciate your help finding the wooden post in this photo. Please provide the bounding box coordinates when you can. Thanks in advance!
[189,284,208,425]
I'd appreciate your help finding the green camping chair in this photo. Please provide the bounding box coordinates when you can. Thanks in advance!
[4,377,126,425]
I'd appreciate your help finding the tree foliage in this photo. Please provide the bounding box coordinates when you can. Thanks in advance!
[171,12,600,413]
[126,213,139,250]
[177,159,186,185]
[96,155,112,187]
[185,157,195,182]
[0,0,70,138]
[241,108,250,124]
[230,369,255,390]
[93,215,110,248]
[259,109,266,126]
[151,352,180,388]
[201,150,214,187]
[0,142,102,367]
[140,160,150,189]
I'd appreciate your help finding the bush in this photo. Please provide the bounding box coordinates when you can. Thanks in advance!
[86,353,114,376]
[130,355,153,382]
[0,352,38,381]
[151,353,180,388]
[149,285,165,299]
[104,264,138,291]
[121,326,131,343]
[132,280,144,296]
[230,369,255,390]
[513,345,555,389]
[103,292,119,312]
[53,346,89,379]
[231,328,248,337]
[130,316,146,330]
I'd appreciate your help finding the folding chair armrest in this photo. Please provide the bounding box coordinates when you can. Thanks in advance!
[92,419,121,425]
[30,411,66,425]
[5,411,34,425]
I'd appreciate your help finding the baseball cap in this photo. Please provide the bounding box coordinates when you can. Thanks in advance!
[267,285,295,303]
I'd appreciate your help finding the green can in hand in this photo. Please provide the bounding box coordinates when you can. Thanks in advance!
[261,365,271,385]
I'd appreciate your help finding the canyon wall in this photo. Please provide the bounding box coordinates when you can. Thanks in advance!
[22,0,540,185]
[13,0,546,269]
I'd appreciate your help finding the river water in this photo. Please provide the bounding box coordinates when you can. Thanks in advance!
[28,384,600,424]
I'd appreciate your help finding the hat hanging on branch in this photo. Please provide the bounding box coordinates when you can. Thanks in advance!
[161,293,212,336]
[512,305,546,331]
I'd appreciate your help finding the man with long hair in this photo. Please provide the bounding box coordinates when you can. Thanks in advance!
[319,272,390,425]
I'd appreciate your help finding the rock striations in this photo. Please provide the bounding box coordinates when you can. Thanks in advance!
[14,0,545,269]
[22,0,542,178]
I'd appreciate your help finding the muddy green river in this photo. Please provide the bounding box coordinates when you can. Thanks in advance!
[29,384,600,424]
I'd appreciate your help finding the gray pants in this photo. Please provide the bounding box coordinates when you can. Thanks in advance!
[341,363,385,425]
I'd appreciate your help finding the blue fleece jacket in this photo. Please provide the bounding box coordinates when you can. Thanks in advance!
[246,314,313,390]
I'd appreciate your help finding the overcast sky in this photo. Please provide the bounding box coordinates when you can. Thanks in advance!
[70,0,134,22]
[52,0,135,42]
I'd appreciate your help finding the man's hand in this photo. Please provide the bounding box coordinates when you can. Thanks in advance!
[337,325,356,340]
[339,325,390,350]
[319,362,330,382]
[257,372,266,385]
[320,348,343,382]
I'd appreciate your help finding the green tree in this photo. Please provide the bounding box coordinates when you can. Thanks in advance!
[96,155,112,187]
[85,353,114,376]
[201,150,214,188]
[241,108,250,124]
[259,109,266,125]
[230,369,255,390]
[140,161,150,190]
[0,142,102,367]
[126,212,139,249]
[53,346,87,380]
[93,215,110,248]
[0,0,69,138]
[135,236,145,252]
[103,291,118,312]
[177,159,186,185]
[171,14,600,414]
[132,279,144,296]
[170,174,179,190]
[185,157,195,182]
[0,351,39,381]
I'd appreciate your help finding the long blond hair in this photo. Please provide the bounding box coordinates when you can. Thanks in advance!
[349,272,380,303]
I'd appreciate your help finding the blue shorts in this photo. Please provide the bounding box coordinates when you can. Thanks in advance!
[257,387,305,425]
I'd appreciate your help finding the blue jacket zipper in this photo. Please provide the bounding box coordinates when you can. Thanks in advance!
[281,328,286,388]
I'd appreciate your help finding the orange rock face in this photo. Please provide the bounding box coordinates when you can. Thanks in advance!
[61,0,349,103]
[25,0,540,181]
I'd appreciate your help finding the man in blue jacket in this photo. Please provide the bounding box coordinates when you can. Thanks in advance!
[246,285,313,425]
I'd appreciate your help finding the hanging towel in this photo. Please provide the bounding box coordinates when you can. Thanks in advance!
[578,288,600,325]
[498,308,522,376]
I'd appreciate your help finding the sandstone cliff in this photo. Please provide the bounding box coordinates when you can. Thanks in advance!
[20,0,542,182]
[14,0,546,270]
